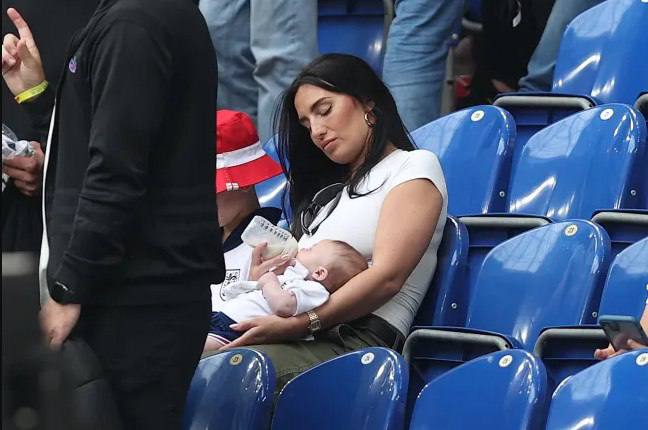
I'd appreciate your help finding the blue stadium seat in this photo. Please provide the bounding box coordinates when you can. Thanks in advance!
[410,105,516,215]
[493,93,595,168]
[318,0,390,75]
[413,216,469,328]
[592,209,648,259]
[552,0,648,105]
[535,236,648,390]
[403,221,611,385]
[271,347,407,430]
[409,350,549,430]
[507,104,648,220]
[255,175,286,209]
[545,349,648,430]
[599,237,648,318]
[255,135,287,210]
[495,0,648,160]
[183,349,275,430]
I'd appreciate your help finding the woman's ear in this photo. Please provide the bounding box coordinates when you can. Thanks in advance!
[363,100,376,112]
[311,266,328,282]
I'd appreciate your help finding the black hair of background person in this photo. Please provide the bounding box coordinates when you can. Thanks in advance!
[1,0,98,253]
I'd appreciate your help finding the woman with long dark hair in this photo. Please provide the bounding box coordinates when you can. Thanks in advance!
[220,54,448,395]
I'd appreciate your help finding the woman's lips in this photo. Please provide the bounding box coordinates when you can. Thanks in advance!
[321,138,337,151]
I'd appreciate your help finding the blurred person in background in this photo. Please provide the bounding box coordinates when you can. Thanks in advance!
[2,0,224,427]
[198,0,318,144]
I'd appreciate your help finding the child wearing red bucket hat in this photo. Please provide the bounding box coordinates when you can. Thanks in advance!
[210,110,285,330]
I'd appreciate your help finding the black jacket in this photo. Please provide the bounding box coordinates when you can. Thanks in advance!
[41,0,224,305]
[1,0,98,253]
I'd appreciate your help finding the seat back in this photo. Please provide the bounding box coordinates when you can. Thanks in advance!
[598,237,648,320]
[467,221,611,351]
[411,105,515,215]
[183,349,275,430]
[255,135,288,211]
[553,0,648,104]
[318,0,388,75]
[409,350,549,430]
[592,209,648,259]
[507,104,648,220]
[271,347,407,430]
[546,349,648,430]
[413,216,469,328]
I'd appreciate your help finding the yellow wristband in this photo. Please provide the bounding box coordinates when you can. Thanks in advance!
[15,81,49,104]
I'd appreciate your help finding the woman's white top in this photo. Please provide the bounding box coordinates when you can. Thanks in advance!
[299,149,448,337]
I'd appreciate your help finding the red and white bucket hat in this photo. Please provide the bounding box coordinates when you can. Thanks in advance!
[215,110,283,193]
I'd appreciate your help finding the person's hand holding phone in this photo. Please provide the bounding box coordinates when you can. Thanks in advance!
[595,314,648,360]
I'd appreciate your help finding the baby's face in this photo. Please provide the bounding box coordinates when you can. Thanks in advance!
[296,240,336,273]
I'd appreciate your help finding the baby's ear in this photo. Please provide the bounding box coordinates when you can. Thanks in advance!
[311,266,328,281]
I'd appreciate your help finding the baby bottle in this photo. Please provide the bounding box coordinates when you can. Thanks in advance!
[241,216,299,259]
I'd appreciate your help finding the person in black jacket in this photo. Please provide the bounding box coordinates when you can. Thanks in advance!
[2,1,224,428]
[2,1,99,255]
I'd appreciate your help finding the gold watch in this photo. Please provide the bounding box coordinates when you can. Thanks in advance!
[306,310,321,335]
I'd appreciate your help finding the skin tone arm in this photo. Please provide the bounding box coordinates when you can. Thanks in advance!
[259,272,297,317]
[595,304,648,360]
[223,178,443,348]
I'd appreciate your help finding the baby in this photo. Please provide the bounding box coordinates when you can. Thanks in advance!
[204,239,367,351]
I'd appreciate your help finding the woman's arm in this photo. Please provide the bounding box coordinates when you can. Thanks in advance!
[224,178,443,347]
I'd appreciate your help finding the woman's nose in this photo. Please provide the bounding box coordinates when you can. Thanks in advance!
[310,121,326,142]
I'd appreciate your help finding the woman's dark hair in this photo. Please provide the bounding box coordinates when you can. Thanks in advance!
[273,53,415,237]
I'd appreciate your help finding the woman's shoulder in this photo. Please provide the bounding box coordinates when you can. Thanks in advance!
[381,149,446,194]
[386,149,443,172]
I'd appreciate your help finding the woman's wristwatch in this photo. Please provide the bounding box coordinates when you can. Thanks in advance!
[306,310,321,335]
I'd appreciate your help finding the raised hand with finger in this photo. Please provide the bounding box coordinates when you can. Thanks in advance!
[2,7,45,97]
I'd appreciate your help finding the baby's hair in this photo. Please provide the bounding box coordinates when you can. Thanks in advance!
[327,240,368,289]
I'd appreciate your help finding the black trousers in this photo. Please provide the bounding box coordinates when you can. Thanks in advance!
[77,300,211,430]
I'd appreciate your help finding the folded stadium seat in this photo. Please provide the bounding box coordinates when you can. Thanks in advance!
[460,103,647,310]
[409,350,549,430]
[403,220,611,388]
[271,347,407,430]
[535,237,648,390]
[545,349,648,430]
[494,0,648,159]
[410,105,516,216]
[183,349,275,430]
[318,0,393,75]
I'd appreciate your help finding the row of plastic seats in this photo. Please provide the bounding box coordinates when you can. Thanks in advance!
[410,348,648,430]
[411,103,647,320]
[183,345,648,429]
[410,103,648,220]
[409,219,647,387]
[494,0,648,155]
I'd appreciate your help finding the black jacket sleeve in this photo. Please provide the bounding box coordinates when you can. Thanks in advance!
[50,20,172,302]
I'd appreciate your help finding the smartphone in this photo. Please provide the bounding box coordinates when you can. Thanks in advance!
[598,314,648,351]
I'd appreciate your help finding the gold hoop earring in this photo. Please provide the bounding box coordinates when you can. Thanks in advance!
[364,112,375,128]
